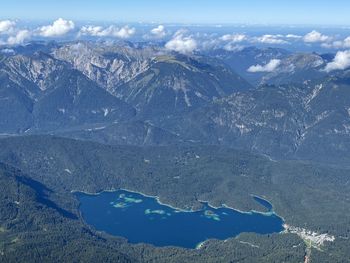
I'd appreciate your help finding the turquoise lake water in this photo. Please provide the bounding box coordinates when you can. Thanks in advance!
[76,190,284,248]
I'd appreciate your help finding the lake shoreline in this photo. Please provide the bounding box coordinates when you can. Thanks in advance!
[75,188,285,249]
[72,188,284,218]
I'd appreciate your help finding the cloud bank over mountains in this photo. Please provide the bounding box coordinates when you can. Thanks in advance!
[80,25,135,38]
[254,34,288,44]
[0,18,350,62]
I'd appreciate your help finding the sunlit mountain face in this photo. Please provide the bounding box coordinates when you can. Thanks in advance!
[1,1,350,262]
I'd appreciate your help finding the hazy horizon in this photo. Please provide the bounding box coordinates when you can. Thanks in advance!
[1,0,350,26]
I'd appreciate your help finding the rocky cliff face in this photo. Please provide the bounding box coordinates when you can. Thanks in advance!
[53,42,155,94]
[0,50,136,133]
[114,54,252,118]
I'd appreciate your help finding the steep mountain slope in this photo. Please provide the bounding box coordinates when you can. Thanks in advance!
[0,72,34,133]
[0,52,136,133]
[159,84,306,157]
[0,42,253,134]
[115,54,252,118]
[53,43,252,118]
[295,72,350,163]
[2,51,72,94]
[31,68,136,131]
[0,42,349,166]
[159,73,350,165]
[53,42,155,94]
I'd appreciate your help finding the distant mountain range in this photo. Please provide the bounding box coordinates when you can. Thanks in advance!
[0,41,349,165]
[207,47,333,86]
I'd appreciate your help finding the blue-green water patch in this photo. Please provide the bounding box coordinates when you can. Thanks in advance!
[76,190,284,249]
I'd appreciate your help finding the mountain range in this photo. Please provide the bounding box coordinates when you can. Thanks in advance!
[1,41,348,165]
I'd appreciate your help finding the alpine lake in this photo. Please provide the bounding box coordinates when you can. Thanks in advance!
[76,190,284,249]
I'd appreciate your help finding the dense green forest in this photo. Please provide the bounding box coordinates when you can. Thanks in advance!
[0,136,349,262]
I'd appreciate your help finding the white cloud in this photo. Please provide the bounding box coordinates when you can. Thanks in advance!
[285,34,302,39]
[220,34,246,42]
[165,30,197,54]
[39,18,75,37]
[150,25,166,38]
[7,30,31,45]
[254,35,288,44]
[114,25,136,38]
[0,20,16,34]
[303,30,331,43]
[322,36,350,49]
[80,25,135,38]
[341,37,350,48]
[324,50,350,72]
[220,34,247,51]
[247,59,281,73]
[80,25,105,36]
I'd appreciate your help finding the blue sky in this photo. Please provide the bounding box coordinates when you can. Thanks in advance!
[1,0,349,25]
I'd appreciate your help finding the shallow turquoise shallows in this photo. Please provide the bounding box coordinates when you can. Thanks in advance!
[76,190,284,249]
